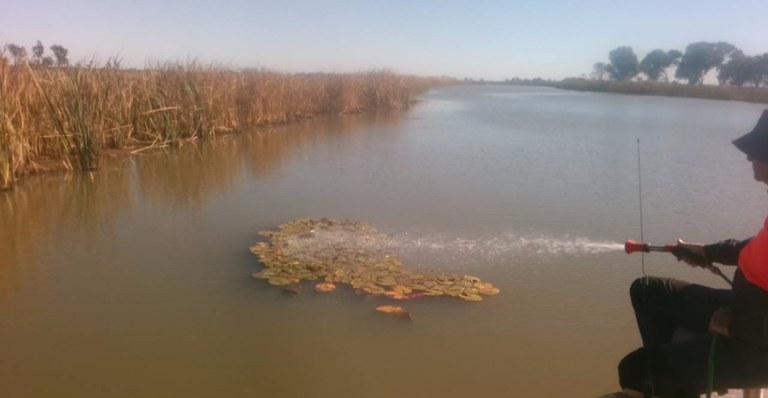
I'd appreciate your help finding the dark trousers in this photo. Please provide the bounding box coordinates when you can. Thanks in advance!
[619,276,748,397]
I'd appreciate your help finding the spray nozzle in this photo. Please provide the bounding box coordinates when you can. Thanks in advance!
[624,240,647,254]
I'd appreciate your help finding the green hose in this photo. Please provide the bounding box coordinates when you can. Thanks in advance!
[707,334,719,398]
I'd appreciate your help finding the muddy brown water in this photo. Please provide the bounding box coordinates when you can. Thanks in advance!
[2,85,767,397]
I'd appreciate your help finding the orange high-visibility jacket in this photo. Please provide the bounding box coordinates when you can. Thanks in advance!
[739,217,768,292]
[705,224,768,376]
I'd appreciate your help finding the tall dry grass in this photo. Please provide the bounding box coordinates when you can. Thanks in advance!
[0,62,439,190]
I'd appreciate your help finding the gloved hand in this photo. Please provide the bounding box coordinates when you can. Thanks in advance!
[674,238,709,267]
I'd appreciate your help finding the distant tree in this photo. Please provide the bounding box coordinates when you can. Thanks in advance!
[668,50,683,60]
[675,41,739,85]
[41,56,54,67]
[591,62,608,80]
[32,40,44,64]
[719,52,768,87]
[606,47,640,81]
[640,49,682,81]
[50,44,69,67]
[7,43,27,65]
[717,50,746,86]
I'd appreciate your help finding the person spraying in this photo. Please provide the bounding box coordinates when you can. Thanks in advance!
[610,110,768,397]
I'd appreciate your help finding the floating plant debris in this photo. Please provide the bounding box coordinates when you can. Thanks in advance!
[376,305,413,320]
[314,282,336,293]
[250,218,500,314]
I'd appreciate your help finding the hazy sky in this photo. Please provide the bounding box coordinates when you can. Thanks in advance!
[3,0,768,80]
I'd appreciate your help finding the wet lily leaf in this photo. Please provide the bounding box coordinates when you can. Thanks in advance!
[475,282,500,296]
[376,305,413,320]
[384,291,407,300]
[362,285,386,295]
[391,285,412,294]
[268,277,293,286]
[459,292,484,302]
[314,282,336,293]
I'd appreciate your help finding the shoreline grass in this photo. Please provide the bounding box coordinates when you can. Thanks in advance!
[552,78,768,104]
[0,62,442,190]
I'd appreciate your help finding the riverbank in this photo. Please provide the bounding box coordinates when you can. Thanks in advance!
[552,78,768,104]
[0,63,444,190]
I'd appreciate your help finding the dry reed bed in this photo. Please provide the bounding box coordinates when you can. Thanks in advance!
[0,63,437,190]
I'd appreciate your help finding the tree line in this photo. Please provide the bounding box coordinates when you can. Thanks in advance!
[3,40,70,67]
[592,42,768,87]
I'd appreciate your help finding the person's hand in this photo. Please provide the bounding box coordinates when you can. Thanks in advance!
[709,307,732,337]
[675,239,709,267]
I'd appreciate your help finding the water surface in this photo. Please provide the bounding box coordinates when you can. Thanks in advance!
[2,85,766,397]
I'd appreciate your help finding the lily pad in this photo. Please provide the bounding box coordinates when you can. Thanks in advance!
[376,305,413,320]
[315,282,336,293]
[362,285,386,295]
[459,292,484,302]
[268,277,293,286]
[385,291,407,300]
[391,285,413,294]
[475,282,501,296]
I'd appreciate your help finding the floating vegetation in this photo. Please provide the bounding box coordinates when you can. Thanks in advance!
[250,218,500,317]
[376,305,413,320]
[314,282,336,293]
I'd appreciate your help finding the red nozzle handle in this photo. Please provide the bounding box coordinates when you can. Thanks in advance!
[624,240,647,254]
[625,240,680,255]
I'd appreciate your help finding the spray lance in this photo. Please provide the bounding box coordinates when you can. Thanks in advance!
[624,240,733,287]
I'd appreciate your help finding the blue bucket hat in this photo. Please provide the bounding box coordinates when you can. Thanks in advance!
[734,109,768,163]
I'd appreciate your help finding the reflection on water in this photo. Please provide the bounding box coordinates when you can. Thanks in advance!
[0,111,406,297]
[133,111,405,208]
[6,111,391,221]
[2,86,767,397]
[0,169,131,265]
